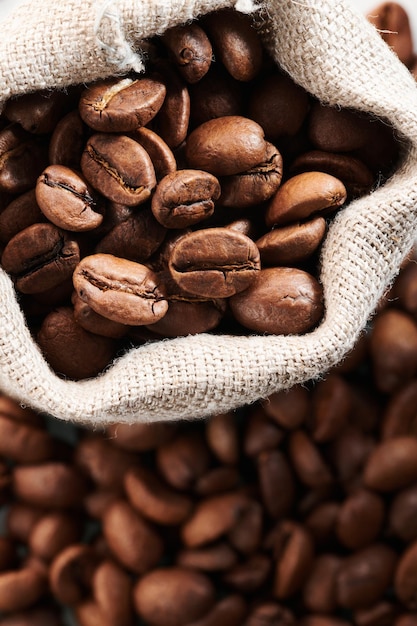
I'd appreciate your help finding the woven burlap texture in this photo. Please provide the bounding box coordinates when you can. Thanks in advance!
[0,0,417,425]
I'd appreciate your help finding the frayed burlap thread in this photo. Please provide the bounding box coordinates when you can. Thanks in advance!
[0,0,417,424]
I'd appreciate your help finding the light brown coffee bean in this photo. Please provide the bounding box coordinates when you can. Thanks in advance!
[81,133,156,206]
[74,433,138,490]
[36,165,104,231]
[363,436,417,492]
[102,499,163,574]
[130,126,177,180]
[219,142,283,208]
[257,216,326,266]
[0,567,48,613]
[28,512,81,562]
[169,227,260,298]
[186,116,267,176]
[229,267,324,335]
[134,567,216,626]
[12,462,88,509]
[176,542,238,572]
[92,559,134,626]
[1,223,80,295]
[151,169,220,228]
[265,171,347,227]
[72,291,129,339]
[181,492,253,547]
[203,9,263,81]
[124,465,194,525]
[206,412,240,465]
[73,253,168,326]
[368,2,414,66]
[79,76,166,132]
[49,544,98,605]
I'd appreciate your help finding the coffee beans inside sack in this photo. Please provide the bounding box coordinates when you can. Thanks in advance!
[0,5,404,380]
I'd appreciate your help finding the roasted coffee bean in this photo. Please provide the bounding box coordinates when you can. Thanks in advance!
[0,567,48,613]
[261,384,310,429]
[134,567,216,626]
[229,267,324,335]
[73,253,168,326]
[4,90,69,134]
[78,76,166,132]
[81,133,156,206]
[0,414,54,464]
[395,541,417,609]
[102,500,163,574]
[151,169,220,228]
[308,103,378,153]
[244,602,296,626]
[368,2,414,67]
[72,291,129,338]
[248,72,310,140]
[48,109,89,169]
[151,64,190,149]
[303,554,341,614]
[169,227,261,298]
[206,412,240,465]
[12,462,88,509]
[107,421,177,451]
[243,407,284,457]
[36,165,104,231]
[310,374,353,443]
[222,553,271,592]
[186,116,267,176]
[188,65,244,127]
[161,24,213,83]
[219,142,283,208]
[0,190,45,245]
[288,429,334,488]
[28,512,82,562]
[256,216,326,266]
[37,306,117,379]
[194,466,240,496]
[370,308,417,393]
[186,594,247,626]
[336,544,397,609]
[265,171,347,227]
[0,605,63,626]
[0,124,48,194]
[257,449,295,519]
[130,126,177,180]
[148,297,226,337]
[363,437,417,492]
[181,492,253,547]
[94,208,166,263]
[49,544,98,605]
[289,150,375,198]
[177,542,238,572]
[92,559,134,626]
[1,223,80,294]
[389,484,417,542]
[336,489,385,550]
[269,520,315,599]
[203,9,263,81]
[124,465,194,525]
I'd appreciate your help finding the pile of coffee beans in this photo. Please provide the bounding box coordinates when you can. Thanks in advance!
[0,3,404,379]
[0,247,417,625]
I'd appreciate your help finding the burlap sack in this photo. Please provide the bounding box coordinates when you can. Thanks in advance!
[0,0,416,425]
